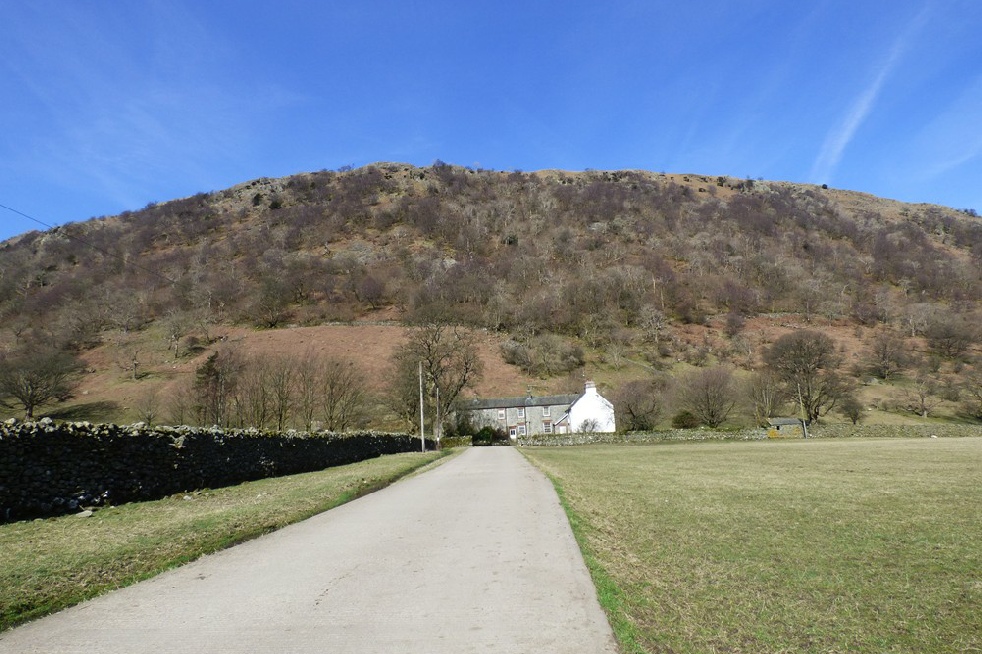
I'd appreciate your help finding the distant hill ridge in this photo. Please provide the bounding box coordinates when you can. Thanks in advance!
[2,161,979,343]
[0,162,979,427]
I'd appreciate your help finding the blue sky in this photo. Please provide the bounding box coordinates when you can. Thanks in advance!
[2,1,981,242]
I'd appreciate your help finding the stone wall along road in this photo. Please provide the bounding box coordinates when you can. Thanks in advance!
[0,447,618,654]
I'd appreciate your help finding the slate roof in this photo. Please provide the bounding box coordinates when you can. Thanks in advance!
[460,394,580,411]
[768,418,804,426]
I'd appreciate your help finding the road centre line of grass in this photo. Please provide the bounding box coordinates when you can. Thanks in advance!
[0,450,451,632]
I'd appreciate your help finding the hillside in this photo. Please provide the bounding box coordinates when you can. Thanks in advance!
[1,162,980,428]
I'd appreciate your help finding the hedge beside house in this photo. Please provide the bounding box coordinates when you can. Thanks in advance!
[0,419,431,523]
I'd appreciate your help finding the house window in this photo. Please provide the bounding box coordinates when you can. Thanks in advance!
[543,421,553,434]
[517,425,527,436]
[498,409,506,420]
[542,406,550,417]
[517,407,525,419]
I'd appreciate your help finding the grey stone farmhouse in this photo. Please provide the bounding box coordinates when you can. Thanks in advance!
[460,381,616,439]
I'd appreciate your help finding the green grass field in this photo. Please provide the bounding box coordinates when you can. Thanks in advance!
[0,451,448,632]
[524,438,982,654]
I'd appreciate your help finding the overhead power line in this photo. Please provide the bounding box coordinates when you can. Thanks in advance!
[0,202,57,233]
[0,203,177,285]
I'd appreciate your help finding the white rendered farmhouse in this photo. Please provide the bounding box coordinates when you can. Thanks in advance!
[461,381,615,438]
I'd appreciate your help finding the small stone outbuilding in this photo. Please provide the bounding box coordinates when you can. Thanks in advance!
[766,418,807,438]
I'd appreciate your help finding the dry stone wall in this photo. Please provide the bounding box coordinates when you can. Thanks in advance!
[809,424,981,439]
[518,429,763,446]
[518,424,980,446]
[0,419,429,523]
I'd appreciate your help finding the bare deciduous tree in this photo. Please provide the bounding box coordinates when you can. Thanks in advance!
[229,351,367,432]
[233,354,273,429]
[500,334,584,377]
[960,370,982,421]
[267,356,296,432]
[925,316,976,361]
[747,370,789,426]
[903,374,944,418]
[167,380,196,426]
[614,377,666,431]
[391,322,484,433]
[676,366,737,428]
[0,345,83,419]
[902,303,934,338]
[838,395,864,424]
[162,311,191,358]
[863,331,910,380]
[764,330,849,422]
[319,358,367,432]
[134,385,162,426]
[294,351,322,432]
[637,305,667,344]
[251,275,291,328]
[357,275,385,309]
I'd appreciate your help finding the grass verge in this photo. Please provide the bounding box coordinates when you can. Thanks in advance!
[523,438,982,653]
[550,477,647,654]
[0,450,450,632]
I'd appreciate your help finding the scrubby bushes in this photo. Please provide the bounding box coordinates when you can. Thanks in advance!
[671,410,701,429]
[471,425,510,446]
[500,335,584,377]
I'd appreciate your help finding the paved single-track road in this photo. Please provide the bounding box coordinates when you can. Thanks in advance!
[0,447,618,653]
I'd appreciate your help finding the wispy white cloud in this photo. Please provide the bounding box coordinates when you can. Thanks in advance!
[1,3,299,213]
[809,6,931,184]
[913,76,982,178]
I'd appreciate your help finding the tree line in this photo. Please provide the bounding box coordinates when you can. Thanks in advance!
[162,349,368,432]
[2,321,981,429]
[615,328,982,430]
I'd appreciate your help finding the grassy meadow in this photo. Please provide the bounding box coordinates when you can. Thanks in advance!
[0,450,448,631]
[524,438,982,654]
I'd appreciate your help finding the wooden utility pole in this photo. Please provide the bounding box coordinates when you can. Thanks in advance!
[797,381,809,439]
[418,361,425,452]
[434,386,441,449]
